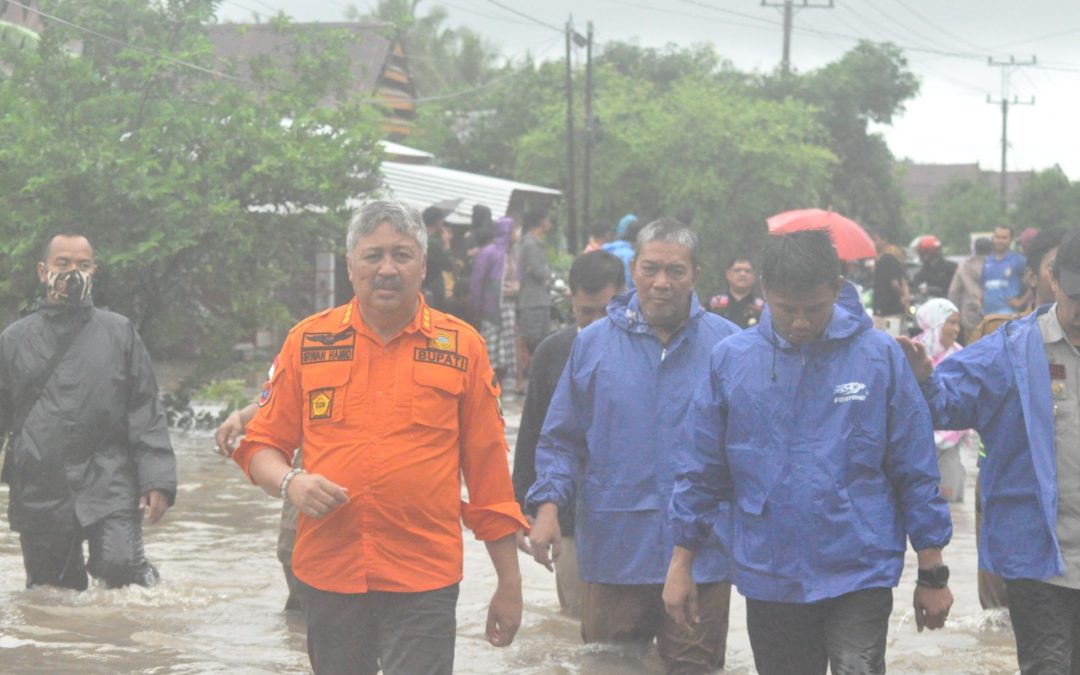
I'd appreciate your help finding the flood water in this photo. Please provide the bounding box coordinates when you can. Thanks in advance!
[0,395,1021,673]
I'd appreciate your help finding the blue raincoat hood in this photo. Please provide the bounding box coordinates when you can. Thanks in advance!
[756,280,872,349]
[605,288,708,335]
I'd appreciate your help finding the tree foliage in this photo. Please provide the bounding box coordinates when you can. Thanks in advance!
[409,39,918,295]
[0,0,384,362]
[514,66,836,294]
[926,178,1002,253]
[770,42,920,243]
[1010,166,1080,233]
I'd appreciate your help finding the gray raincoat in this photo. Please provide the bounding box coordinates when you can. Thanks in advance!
[0,300,176,532]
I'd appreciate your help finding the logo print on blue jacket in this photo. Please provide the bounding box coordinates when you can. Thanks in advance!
[833,381,867,403]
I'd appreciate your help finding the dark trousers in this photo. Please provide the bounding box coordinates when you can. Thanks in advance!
[581,581,731,675]
[299,580,459,675]
[746,587,892,675]
[976,481,1009,609]
[19,511,159,591]
[1006,578,1080,674]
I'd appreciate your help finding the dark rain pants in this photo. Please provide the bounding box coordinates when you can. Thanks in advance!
[581,581,730,674]
[1006,578,1080,674]
[19,510,159,591]
[746,587,892,675]
[299,580,459,675]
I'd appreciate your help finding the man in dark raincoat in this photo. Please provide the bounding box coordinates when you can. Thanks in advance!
[0,231,175,590]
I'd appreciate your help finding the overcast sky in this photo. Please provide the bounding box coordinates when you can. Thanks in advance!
[218,0,1080,178]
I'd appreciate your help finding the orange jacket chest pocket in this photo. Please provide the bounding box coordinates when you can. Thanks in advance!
[412,362,464,430]
[301,366,351,427]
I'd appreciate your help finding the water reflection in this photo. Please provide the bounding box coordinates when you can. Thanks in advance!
[0,401,1020,673]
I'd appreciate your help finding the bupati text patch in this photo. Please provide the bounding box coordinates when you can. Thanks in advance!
[414,348,469,372]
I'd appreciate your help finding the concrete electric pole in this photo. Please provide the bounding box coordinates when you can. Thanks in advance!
[987,56,1036,212]
[760,0,834,76]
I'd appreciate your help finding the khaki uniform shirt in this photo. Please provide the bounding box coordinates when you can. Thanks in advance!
[1040,306,1080,588]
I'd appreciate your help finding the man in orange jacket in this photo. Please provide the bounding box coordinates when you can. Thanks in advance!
[230,200,527,675]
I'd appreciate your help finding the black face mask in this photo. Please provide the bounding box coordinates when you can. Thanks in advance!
[46,269,93,305]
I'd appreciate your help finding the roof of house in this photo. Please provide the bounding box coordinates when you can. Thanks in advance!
[379,140,434,164]
[897,161,1033,208]
[374,161,560,223]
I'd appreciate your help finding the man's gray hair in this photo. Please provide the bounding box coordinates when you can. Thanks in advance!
[346,200,428,255]
[636,218,700,265]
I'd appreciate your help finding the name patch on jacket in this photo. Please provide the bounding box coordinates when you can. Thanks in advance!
[302,329,355,365]
[414,348,469,372]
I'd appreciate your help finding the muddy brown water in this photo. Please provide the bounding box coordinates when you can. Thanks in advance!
[0,397,1020,673]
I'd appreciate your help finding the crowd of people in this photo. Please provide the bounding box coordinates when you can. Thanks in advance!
[1,203,1079,675]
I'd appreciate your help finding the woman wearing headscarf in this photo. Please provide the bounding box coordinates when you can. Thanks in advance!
[913,298,977,502]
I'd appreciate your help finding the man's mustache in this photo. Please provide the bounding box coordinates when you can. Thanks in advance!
[372,276,404,291]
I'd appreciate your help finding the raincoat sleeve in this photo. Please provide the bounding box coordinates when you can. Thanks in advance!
[525,340,588,511]
[670,348,733,550]
[458,341,529,540]
[920,332,1011,432]
[125,324,177,504]
[885,342,952,551]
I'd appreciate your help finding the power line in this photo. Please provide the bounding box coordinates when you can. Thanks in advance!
[479,0,564,34]
[6,0,251,84]
[606,0,807,36]
[608,0,1080,78]
[891,0,990,53]
[439,1,539,27]
[836,1,907,44]
[683,0,989,61]
[679,0,780,26]
[861,0,957,53]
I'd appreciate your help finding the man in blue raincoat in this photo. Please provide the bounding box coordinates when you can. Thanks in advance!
[664,230,953,675]
[900,227,1080,674]
[527,218,738,674]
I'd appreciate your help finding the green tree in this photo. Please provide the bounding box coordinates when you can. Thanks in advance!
[768,42,920,241]
[410,55,564,177]
[410,41,749,180]
[1011,165,1080,232]
[0,1,384,363]
[515,68,835,294]
[926,178,1002,253]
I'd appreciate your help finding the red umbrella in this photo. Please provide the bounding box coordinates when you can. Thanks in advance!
[766,208,876,261]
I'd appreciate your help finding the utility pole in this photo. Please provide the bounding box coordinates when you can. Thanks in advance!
[564,19,588,253]
[583,21,594,239]
[564,18,578,254]
[760,0,833,76]
[987,56,1036,212]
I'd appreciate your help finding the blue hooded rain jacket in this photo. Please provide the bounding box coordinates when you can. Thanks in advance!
[670,283,952,603]
[922,305,1063,581]
[526,291,738,584]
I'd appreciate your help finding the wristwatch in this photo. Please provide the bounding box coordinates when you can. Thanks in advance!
[917,564,950,589]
